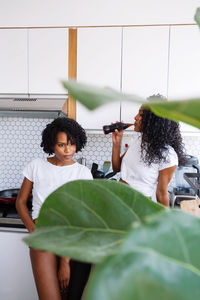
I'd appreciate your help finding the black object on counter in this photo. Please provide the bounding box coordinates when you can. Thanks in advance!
[91,163,116,179]
[91,163,104,178]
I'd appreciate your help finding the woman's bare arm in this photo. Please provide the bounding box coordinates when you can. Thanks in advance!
[16,177,35,232]
[156,165,177,207]
[112,128,125,173]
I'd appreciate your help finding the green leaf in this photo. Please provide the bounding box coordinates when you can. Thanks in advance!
[62,80,144,110]
[85,210,200,299]
[24,180,164,263]
[62,80,200,129]
[85,250,200,300]
[195,7,200,27]
[121,209,200,271]
[146,99,200,129]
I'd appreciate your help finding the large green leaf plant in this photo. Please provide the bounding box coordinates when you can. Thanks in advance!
[25,9,200,299]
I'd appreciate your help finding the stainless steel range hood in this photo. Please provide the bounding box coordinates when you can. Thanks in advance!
[0,94,67,110]
[0,94,68,118]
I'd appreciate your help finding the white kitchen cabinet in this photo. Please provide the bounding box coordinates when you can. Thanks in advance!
[77,27,122,129]
[0,228,37,300]
[168,25,200,133]
[121,26,170,124]
[0,28,68,96]
[29,28,68,94]
[0,29,28,94]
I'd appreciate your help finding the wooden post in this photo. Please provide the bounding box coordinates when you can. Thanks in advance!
[67,28,77,120]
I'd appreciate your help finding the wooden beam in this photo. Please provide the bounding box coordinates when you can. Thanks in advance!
[67,28,77,119]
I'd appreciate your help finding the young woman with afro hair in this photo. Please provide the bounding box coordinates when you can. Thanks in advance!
[16,117,93,300]
[112,95,185,207]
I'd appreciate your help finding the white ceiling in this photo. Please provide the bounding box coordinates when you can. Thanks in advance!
[0,0,199,27]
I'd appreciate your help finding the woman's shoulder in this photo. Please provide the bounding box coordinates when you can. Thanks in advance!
[24,157,47,170]
[159,145,178,170]
[75,162,93,179]
[75,162,91,171]
[23,158,47,180]
[164,145,178,158]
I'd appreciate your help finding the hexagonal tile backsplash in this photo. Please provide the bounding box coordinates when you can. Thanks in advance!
[0,117,115,189]
[0,116,199,190]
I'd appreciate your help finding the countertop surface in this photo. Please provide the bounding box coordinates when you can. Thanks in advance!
[0,225,28,233]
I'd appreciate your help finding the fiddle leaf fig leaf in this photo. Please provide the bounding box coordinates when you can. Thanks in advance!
[195,7,200,27]
[146,99,200,129]
[85,210,200,300]
[85,249,200,300]
[24,179,164,263]
[62,80,200,130]
[121,209,200,271]
[62,80,144,110]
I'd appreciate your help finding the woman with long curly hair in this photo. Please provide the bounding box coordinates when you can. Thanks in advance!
[112,97,185,207]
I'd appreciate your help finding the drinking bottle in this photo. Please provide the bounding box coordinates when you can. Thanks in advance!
[103,122,134,134]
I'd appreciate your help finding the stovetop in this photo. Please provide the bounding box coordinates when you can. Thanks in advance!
[0,204,30,228]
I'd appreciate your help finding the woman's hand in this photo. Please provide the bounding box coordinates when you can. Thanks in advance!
[112,121,124,145]
[112,122,124,173]
[58,257,71,290]
[112,129,124,145]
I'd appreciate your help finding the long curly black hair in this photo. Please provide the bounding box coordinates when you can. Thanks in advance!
[41,117,87,155]
[140,97,185,166]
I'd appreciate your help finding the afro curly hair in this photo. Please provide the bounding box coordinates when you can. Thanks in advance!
[41,117,87,155]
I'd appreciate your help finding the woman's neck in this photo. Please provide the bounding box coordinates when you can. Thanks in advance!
[47,156,75,166]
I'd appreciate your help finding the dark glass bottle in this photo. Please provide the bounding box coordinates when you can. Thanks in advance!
[103,122,134,134]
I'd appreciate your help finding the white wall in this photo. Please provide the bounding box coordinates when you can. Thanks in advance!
[0,0,199,27]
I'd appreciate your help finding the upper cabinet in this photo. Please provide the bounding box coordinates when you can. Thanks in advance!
[0,29,28,94]
[121,26,169,123]
[168,25,200,99]
[0,28,68,95]
[168,25,200,132]
[29,28,68,94]
[76,27,122,129]
[0,25,199,132]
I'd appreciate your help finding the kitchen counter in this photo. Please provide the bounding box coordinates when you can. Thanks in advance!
[0,225,27,233]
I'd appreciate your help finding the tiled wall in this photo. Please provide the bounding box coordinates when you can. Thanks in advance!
[0,116,200,190]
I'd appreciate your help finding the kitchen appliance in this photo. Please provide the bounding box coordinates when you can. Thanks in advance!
[0,188,32,228]
[183,173,200,197]
[0,94,68,118]
[91,163,116,179]
[172,155,200,207]
[0,94,67,111]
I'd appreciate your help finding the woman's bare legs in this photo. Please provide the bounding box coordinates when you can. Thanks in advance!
[30,248,61,300]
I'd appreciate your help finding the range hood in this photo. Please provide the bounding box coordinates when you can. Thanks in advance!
[0,94,67,111]
[0,94,68,118]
